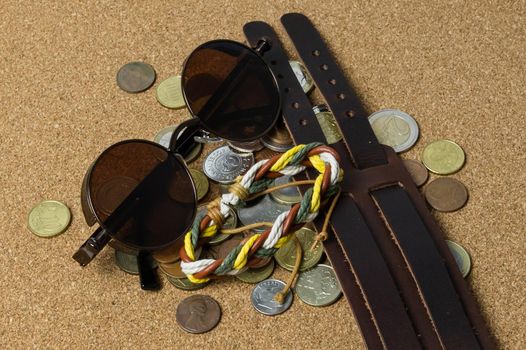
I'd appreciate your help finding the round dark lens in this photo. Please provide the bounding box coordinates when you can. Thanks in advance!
[182,40,280,142]
[86,140,196,251]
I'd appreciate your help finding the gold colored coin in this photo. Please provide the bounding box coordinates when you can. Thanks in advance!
[313,105,342,144]
[275,228,323,271]
[236,259,275,284]
[28,200,71,237]
[189,169,209,201]
[166,275,209,291]
[155,75,186,109]
[422,139,466,175]
[446,240,471,278]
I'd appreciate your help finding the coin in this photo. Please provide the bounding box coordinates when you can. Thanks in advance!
[237,195,291,232]
[227,140,264,153]
[176,295,221,334]
[422,139,466,175]
[275,227,323,271]
[159,261,186,279]
[289,60,314,94]
[236,259,275,284]
[261,122,294,153]
[189,169,209,201]
[155,75,185,109]
[28,200,71,238]
[368,109,419,152]
[116,62,156,93]
[295,264,342,306]
[196,204,238,245]
[313,104,342,144]
[269,175,302,205]
[251,279,293,316]
[204,235,244,260]
[203,146,254,184]
[403,159,429,187]
[153,125,203,163]
[153,238,184,264]
[166,275,208,291]
[424,177,468,212]
[115,249,139,275]
[446,240,471,278]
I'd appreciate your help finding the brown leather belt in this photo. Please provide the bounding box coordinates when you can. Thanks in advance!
[244,13,495,350]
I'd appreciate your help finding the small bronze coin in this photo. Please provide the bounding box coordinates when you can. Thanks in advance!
[176,295,221,334]
[152,237,185,264]
[424,177,469,212]
[159,261,186,279]
[204,235,244,260]
[116,62,156,93]
[261,120,293,153]
[403,159,429,187]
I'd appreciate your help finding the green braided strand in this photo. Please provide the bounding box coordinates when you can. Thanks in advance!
[214,245,243,275]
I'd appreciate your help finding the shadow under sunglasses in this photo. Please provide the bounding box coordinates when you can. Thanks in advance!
[74,39,281,290]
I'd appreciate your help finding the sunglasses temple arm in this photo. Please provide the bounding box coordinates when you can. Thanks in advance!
[169,118,201,155]
[137,252,160,290]
[72,226,111,266]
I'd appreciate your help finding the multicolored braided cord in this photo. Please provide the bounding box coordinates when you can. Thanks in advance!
[179,143,343,283]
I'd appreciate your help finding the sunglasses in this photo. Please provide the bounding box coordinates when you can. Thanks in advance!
[74,39,282,290]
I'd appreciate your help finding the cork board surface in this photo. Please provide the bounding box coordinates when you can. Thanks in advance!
[1,1,524,349]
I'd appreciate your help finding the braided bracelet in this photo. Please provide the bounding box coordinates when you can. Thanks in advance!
[179,143,343,283]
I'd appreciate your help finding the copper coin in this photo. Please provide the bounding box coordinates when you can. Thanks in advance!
[424,177,468,212]
[176,295,221,334]
[403,159,429,187]
[159,261,186,279]
[204,235,244,260]
[153,236,185,264]
[116,62,156,93]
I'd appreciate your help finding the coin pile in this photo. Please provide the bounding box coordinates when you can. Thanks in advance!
[368,109,472,277]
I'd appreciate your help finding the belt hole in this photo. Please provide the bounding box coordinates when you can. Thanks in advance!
[284,87,290,93]
[292,102,300,109]
[312,50,320,56]
[277,73,284,79]
[270,60,277,65]
[337,93,345,100]
[329,78,336,85]
[320,64,328,71]
[346,110,355,118]
[299,119,308,126]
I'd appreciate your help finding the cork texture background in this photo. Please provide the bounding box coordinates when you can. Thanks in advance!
[0,1,524,349]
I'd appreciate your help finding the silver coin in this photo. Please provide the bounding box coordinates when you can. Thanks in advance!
[153,124,203,163]
[289,60,314,94]
[227,140,264,153]
[260,134,293,153]
[251,279,293,316]
[196,204,238,245]
[203,146,254,184]
[237,195,291,232]
[295,264,342,307]
[368,109,419,153]
[269,175,302,205]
